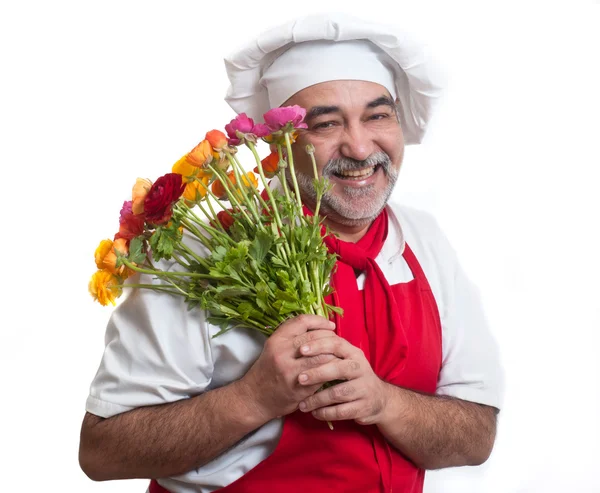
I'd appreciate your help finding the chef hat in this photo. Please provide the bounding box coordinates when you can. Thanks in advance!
[223,12,445,145]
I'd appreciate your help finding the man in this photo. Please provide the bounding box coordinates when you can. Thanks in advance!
[79,12,503,493]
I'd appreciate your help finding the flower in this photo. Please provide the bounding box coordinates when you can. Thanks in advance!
[255,151,279,178]
[89,270,121,306]
[95,239,114,270]
[225,113,270,146]
[94,238,130,275]
[263,105,308,132]
[115,201,145,241]
[173,155,211,182]
[205,129,228,149]
[183,176,210,204]
[211,171,258,200]
[132,178,153,215]
[144,173,186,225]
[216,209,235,230]
[187,140,213,167]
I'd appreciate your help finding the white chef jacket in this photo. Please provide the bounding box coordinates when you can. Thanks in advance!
[86,201,504,493]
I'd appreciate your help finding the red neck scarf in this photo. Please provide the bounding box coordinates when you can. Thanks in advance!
[306,206,408,379]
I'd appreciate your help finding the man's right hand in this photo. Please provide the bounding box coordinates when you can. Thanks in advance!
[234,314,339,423]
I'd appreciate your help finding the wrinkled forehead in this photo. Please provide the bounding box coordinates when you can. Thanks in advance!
[285,80,397,118]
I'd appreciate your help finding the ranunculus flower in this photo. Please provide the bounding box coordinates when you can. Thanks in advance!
[211,171,258,201]
[187,139,213,167]
[183,175,210,204]
[144,173,186,225]
[172,155,212,183]
[225,113,270,146]
[95,239,114,270]
[205,129,228,150]
[115,200,145,241]
[216,209,235,230]
[89,270,121,306]
[95,238,130,275]
[263,105,308,131]
[132,178,153,215]
[254,151,279,178]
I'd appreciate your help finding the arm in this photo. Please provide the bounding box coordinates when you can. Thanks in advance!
[296,337,498,470]
[79,380,267,481]
[80,314,338,481]
[376,384,497,469]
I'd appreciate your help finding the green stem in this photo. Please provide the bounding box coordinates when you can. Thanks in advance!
[284,132,305,217]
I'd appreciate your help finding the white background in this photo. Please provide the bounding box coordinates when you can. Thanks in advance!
[1,1,599,492]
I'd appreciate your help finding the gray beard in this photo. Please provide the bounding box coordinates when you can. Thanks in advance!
[292,151,398,227]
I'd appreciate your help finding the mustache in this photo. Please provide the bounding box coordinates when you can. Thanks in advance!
[322,152,393,176]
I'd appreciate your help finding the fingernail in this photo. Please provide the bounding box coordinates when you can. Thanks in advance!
[299,402,307,411]
[299,373,308,383]
[301,345,310,354]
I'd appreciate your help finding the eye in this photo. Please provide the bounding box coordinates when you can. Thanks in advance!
[312,121,338,130]
[368,113,391,121]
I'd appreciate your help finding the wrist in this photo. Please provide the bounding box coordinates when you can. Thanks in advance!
[229,377,273,429]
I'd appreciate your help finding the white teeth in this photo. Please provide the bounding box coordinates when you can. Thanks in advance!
[339,166,376,178]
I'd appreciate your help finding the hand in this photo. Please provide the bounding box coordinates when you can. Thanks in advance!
[236,314,339,423]
[296,335,389,425]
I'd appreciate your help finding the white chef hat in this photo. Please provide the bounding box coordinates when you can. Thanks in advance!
[223,12,445,145]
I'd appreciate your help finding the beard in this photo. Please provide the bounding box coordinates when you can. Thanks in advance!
[292,151,399,226]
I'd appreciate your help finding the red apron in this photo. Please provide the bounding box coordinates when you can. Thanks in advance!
[151,213,442,493]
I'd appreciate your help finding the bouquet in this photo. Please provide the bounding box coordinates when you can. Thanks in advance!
[89,105,343,339]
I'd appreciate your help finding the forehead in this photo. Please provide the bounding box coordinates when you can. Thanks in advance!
[285,80,393,111]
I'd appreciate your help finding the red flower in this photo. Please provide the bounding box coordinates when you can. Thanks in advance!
[143,173,186,225]
[254,151,279,178]
[263,105,308,132]
[114,200,145,241]
[225,113,270,146]
[216,209,235,230]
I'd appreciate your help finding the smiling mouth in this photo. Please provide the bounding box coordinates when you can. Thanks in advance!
[333,164,382,180]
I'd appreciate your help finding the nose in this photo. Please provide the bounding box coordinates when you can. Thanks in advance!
[339,123,374,162]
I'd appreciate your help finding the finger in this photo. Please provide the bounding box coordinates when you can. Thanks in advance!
[293,329,339,356]
[275,314,336,338]
[298,358,362,386]
[298,353,338,371]
[311,402,361,422]
[299,381,360,412]
[298,335,358,360]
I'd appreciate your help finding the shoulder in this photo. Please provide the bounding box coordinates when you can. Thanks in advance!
[386,201,457,264]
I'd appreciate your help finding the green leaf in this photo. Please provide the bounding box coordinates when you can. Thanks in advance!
[249,230,273,263]
[128,236,146,264]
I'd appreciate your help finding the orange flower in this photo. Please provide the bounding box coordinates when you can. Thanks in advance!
[183,175,210,204]
[205,130,228,150]
[94,238,129,275]
[187,139,213,167]
[132,178,152,215]
[89,270,121,306]
[211,171,258,200]
[172,155,211,183]
[255,152,279,178]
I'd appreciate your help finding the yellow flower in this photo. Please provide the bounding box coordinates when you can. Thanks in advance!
[183,175,210,204]
[94,238,129,275]
[132,178,153,215]
[94,239,113,270]
[89,270,121,306]
[173,155,212,184]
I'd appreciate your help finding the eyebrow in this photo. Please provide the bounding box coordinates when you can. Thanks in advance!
[305,95,396,122]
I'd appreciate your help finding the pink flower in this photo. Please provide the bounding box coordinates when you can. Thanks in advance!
[225,113,270,146]
[263,105,308,132]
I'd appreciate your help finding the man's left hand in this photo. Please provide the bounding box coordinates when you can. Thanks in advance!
[297,334,388,425]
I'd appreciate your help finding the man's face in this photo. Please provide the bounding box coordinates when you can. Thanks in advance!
[284,80,405,228]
